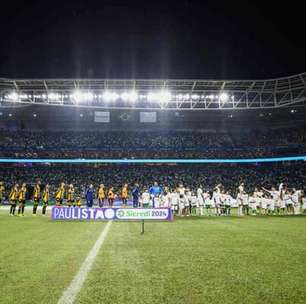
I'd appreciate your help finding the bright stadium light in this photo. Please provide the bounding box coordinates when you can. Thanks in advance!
[121,91,138,102]
[147,90,171,103]
[48,93,61,101]
[159,90,171,103]
[219,92,229,102]
[102,91,119,102]
[7,92,19,102]
[72,90,94,103]
[191,94,200,100]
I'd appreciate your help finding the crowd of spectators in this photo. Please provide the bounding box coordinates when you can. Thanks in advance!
[0,162,305,199]
[0,127,305,159]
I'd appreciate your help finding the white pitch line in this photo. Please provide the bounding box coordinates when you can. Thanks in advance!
[58,221,112,304]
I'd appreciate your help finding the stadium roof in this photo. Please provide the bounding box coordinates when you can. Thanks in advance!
[0,72,305,110]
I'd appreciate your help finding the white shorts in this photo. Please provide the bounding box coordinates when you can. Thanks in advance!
[268,202,275,211]
[279,200,286,209]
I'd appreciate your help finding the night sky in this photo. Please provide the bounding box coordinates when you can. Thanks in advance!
[0,0,305,79]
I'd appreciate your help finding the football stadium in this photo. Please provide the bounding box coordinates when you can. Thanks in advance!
[0,74,306,304]
[1,2,306,304]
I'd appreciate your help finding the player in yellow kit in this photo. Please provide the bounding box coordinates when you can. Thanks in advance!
[17,183,27,216]
[108,187,115,207]
[98,184,105,207]
[67,184,75,207]
[75,196,81,208]
[42,184,49,215]
[0,181,5,205]
[55,182,65,205]
[9,183,18,216]
[32,181,41,215]
[121,184,128,207]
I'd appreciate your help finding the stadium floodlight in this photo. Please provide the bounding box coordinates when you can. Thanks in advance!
[102,91,119,102]
[147,90,172,103]
[72,90,94,103]
[121,91,138,102]
[177,94,183,100]
[7,92,19,102]
[219,92,229,102]
[48,93,61,101]
[191,94,200,100]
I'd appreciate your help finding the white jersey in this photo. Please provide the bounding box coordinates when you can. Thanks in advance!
[261,197,268,209]
[213,191,221,206]
[177,187,186,197]
[161,193,171,208]
[185,191,192,206]
[291,191,301,205]
[170,192,179,206]
[224,194,232,206]
[197,188,204,206]
[141,192,151,205]
[190,195,198,207]
[303,197,306,210]
[242,194,249,205]
[203,192,212,206]
[269,190,280,201]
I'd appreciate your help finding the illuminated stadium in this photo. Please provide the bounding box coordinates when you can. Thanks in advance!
[1,2,306,304]
[0,73,306,304]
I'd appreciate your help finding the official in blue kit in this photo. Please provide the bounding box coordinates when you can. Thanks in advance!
[85,184,94,207]
[149,181,163,208]
[132,183,140,208]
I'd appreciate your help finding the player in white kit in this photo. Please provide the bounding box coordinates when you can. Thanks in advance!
[302,191,306,215]
[213,184,222,216]
[284,189,293,214]
[177,184,186,216]
[291,188,302,215]
[190,192,198,216]
[263,187,279,215]
[161,186,171,208]
[185,188,193,216]
[203,191,212,216]
[249,188,259,215]
[170,190,179,215]
[197,187,204,216]
[141,189,151,207]
[224,191,233,216]
[237,182,245,216]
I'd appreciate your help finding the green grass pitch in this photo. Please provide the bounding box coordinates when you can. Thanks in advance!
[1,208,306,304]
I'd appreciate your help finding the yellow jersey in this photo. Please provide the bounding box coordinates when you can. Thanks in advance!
[42,189,49,203]
[67,188,75,201]
[33,185,41,199]
[122,187,128,198]
[9,187,18,201]
[98,187,105,199]
[0,185,4,198]
[18,187,27,201]
[55,187,65,200]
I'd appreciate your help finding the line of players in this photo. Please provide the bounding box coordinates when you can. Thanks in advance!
[154,183,305,216]
[1,180,305,216]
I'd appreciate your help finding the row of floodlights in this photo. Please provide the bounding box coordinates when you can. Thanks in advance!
[4,90,233,103]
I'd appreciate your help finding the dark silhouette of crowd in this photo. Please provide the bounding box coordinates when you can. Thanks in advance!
[0,127,305,159]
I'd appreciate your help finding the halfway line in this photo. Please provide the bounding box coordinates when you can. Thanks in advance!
[57,221,112,304]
